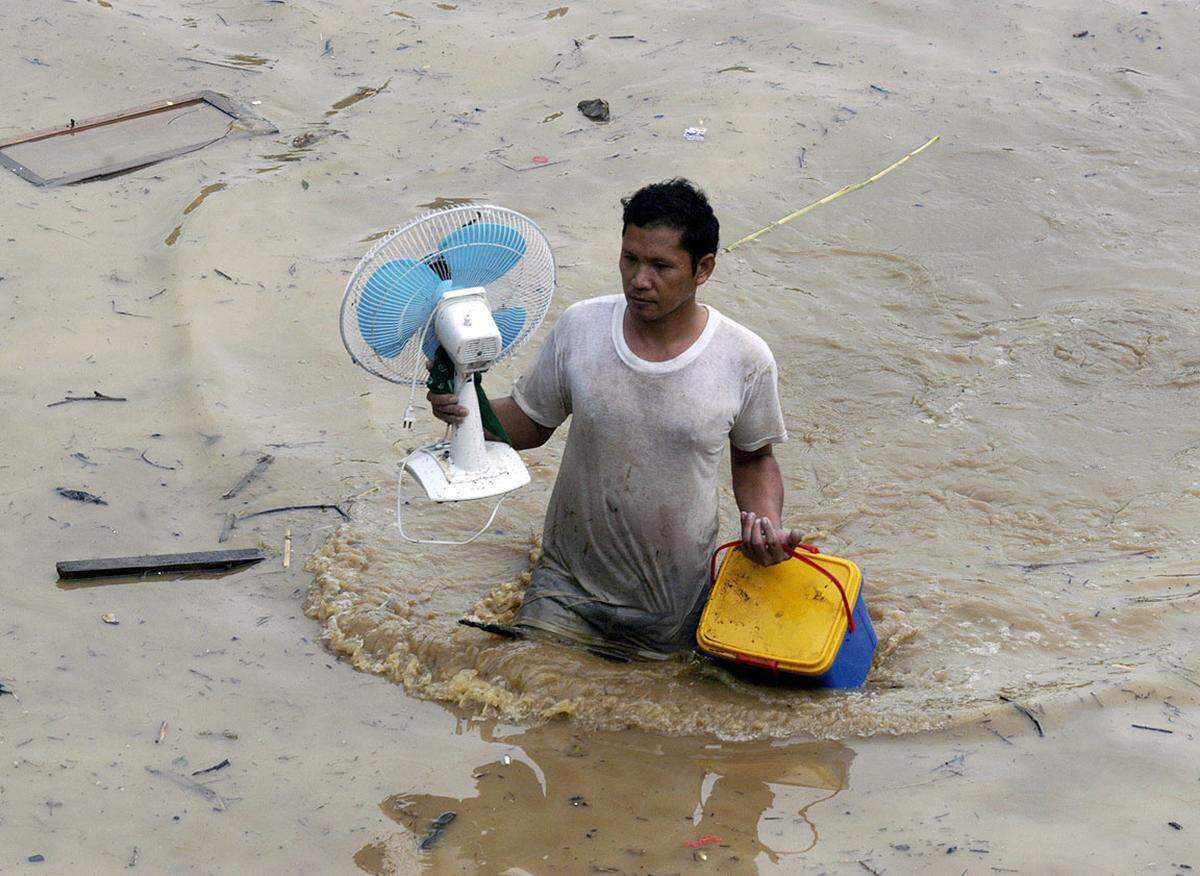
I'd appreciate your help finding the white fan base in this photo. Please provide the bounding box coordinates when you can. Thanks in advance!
[402,440,530,502]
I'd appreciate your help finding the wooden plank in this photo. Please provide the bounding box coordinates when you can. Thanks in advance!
[56,548,265,580]
[0,93,209,150]
[0,91,277,187]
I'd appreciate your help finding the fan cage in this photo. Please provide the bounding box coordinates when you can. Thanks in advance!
[340,204,556,385]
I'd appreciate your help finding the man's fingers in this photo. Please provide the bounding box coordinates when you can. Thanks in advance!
[761,518,787,564]
[426,391,468,424]
[741,511,755,546]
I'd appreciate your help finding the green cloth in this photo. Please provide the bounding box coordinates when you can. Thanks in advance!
[426,346,512,446]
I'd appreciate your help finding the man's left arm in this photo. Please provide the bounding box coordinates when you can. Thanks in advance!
[730,442,806,565]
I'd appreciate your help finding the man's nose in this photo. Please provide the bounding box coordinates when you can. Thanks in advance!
[632,265,653,289]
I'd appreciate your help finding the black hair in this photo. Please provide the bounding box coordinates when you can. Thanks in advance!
[621,178,719,271]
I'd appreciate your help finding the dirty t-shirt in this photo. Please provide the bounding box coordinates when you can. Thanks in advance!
[511,294,787,658]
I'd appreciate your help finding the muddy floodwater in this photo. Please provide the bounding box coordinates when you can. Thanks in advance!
[2,0,1198,872]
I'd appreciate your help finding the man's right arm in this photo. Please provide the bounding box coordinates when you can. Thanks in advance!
[427,389,555,450]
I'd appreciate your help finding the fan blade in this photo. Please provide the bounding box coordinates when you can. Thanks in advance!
[356,259,443,358]
[438,222,527,289]
[492,306,527,350]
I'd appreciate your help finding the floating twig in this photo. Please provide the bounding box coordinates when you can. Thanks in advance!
[221,454,274,500]
[140,450,178,471]
[458,618,522,638]
[213,268,234,282]
[191,758,231,776]
[723,135,940,252]
[1131,723,1173,734]
[111,300,151,319]
[218,513,237,544]
[47,391,127,408]
[145,767,227,811]
[491,157,570,172]
[239,504,349,522]
[156,721,167,744]
[1129,589,1200,604]
[178,55,263,73]
[55,487,107,505]
[998,695,1044,736]
[283,529,292,568]
[983,724,1014,745]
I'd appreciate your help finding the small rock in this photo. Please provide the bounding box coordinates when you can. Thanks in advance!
[28,855,45,863]
[577,98,610,122]
[101,613,119,625]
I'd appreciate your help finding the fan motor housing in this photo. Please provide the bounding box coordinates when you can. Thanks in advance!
[435,288,502,373]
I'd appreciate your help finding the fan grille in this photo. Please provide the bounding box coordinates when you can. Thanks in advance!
[340,205,556,384]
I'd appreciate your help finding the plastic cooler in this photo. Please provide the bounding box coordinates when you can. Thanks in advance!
[696,543,876,687]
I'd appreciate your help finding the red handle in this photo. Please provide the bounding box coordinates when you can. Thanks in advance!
[710,539,856,633]
[734,653,779,673]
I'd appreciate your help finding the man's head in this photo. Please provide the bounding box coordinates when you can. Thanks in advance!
[619,179,719,322]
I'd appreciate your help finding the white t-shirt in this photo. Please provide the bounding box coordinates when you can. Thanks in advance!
[511,294,788,657]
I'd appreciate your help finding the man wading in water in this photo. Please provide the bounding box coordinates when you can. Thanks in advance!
[429,179,804,658]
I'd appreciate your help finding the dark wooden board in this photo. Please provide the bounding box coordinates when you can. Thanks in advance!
[56,548,265,580]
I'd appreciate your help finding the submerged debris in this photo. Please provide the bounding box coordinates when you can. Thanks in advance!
[418,811,457,850]
[221,454,275,500]
[47,391,126,408]
[55,487,107,505]
[191,758,231,776]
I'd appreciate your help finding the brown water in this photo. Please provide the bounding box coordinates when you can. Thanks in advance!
[300,0,1200,745]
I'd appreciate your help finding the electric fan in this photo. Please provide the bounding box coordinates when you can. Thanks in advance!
[339,205,556,543]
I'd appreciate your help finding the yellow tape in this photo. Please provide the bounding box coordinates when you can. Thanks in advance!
[722,135,941,253]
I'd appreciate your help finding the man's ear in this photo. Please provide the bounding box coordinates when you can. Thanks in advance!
[693,253,716,287]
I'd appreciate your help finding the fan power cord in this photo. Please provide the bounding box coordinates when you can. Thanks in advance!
[395,463,507,546]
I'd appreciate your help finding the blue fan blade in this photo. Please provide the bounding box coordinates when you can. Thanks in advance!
[492,306,527,351]
[438,222,527,289]
[356,259,442,359]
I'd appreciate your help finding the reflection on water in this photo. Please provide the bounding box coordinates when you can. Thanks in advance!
[354,722,854,874]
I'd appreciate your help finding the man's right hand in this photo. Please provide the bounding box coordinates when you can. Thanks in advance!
[426,359,469,426]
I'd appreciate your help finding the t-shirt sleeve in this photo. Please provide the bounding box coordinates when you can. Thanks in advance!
[511,318,571,429]
[730,355,788,451]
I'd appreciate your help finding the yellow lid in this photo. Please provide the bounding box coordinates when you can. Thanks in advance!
[696,547,862,675]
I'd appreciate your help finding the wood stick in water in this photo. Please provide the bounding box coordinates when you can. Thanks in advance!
[56,548,265,580]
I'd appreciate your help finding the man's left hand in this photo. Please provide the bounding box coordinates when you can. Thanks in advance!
[740,511,805,566]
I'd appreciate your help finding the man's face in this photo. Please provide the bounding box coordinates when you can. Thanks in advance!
[619,224,714,322]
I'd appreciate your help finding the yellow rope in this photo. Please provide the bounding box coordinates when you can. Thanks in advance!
[721,135,941,253]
